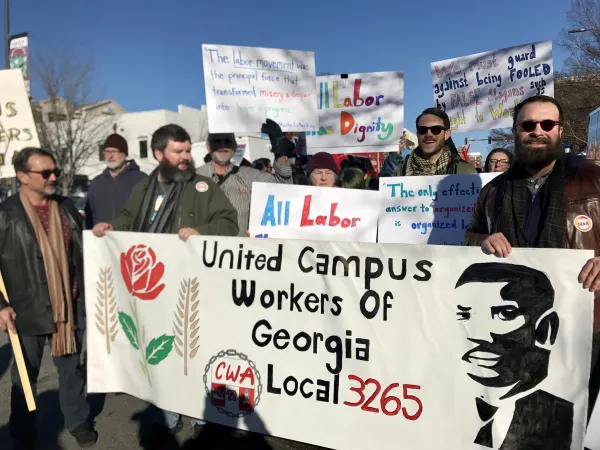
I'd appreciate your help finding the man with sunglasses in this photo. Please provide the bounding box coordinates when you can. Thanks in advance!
[0,147,98,449]
[465,94,600,415]
[196,119,294,236]
[380,107,476,177]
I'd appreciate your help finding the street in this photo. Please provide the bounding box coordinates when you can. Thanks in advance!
[0,333,327,450]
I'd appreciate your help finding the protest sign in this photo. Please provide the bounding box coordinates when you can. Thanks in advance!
[85,231,592,449]
[377,173,500,245]
[0,69,40,179]
[430,41,553,132]
[306,72,404,155]
[202,44,318,133]
[248,182,380,242]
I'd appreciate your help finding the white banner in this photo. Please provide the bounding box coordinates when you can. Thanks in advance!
[306,72,404,155]
[430,41,553,132]
[248,183,380,242]
[85,231,592,450]
[378,173,500,245]
[0,69,40,179]
[202,44,318,133]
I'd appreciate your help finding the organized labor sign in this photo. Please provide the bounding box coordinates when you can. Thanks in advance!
[84,231,592,449]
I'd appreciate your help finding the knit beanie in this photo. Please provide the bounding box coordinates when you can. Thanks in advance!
[307,152,339,176]
[103,134,128,156]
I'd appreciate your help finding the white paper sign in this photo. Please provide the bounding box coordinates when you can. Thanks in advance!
[202,44,318,133]
[306,72,404,155]
[248,182,379,242]
[0,69,40,179]
[85,232,592,449]
[378,173,500,245]
[430,41,554,132]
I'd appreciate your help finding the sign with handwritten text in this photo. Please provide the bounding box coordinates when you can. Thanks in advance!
[248,182,380,242]
[202,44,318,134]
[306,72,404,155]
[430,41,553,132]
[378,173,500,245]
[0,69,40,179]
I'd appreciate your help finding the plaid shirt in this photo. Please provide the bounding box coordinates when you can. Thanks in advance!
[196,160,292,236]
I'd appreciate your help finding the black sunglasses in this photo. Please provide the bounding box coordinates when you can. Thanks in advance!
[518,120,560,133]
[28,168,61,179]
[417,125,448,136]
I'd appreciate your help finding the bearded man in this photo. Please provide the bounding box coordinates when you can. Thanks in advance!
[92,124,238,240]
[464,94,600,417]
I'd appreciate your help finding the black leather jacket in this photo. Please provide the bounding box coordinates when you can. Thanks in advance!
[0,195,86,336]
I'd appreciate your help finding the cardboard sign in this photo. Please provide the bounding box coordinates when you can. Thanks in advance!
[248,183,380,242]
[430,41,553,132]
[378,173,500,245]
[84,232,592,449]
[306,72,404,154]
[202,44,318,133]
[0,69,40,179]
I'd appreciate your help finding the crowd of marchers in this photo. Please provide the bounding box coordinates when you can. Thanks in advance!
[1,95,600,449]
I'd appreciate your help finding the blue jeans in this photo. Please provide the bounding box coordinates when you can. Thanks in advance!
[148,406,205,428]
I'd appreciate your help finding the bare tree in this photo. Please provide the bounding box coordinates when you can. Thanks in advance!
[34,55,113,193]
[561,0,600,76]
[488,128,514,152]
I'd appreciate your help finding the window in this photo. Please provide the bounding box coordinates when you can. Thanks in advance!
[139,140,148,159]
[48,112,67,122]
[98,143,105,162]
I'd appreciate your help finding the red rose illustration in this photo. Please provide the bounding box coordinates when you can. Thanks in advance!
[120,245,166,300]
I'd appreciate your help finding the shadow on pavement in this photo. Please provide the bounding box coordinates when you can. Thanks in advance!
[131,405,180,450]
[0,389,66,450]
[0,341,12,380]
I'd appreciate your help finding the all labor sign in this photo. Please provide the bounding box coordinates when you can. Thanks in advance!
[84,231,592,449]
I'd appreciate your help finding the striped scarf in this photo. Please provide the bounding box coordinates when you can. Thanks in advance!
[20,193,76,356]
[405,146,452,176]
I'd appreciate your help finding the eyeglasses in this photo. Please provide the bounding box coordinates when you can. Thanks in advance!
[27,168,61,179]
[517,120,560,133]
[417,126,448,136]
[489,159,509,166]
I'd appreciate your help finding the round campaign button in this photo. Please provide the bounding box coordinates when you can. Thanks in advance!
[196,181,209,193]
[574,215,593,232]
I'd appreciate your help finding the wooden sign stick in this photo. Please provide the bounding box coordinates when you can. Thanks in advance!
[0,272,36,411]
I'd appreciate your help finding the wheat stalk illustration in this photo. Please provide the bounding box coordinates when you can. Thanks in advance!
[95,267,118,354]
[173,277,200,375]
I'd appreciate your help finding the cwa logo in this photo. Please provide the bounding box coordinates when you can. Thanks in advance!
[203,349,263,418]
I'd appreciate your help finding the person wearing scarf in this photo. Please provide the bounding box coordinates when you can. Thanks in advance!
[0,148,97,448]
[464,95,600,424]
[381,107,476,177]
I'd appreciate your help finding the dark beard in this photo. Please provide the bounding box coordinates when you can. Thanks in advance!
[159,159,196,183]
[515,138,563,172]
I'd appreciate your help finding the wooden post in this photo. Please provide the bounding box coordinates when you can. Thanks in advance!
[0,272,36,411]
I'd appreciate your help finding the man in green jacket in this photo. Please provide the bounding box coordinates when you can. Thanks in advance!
[379,107,476,177]
[92,124,238,240]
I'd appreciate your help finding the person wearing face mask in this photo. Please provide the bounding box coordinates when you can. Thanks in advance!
[196,119,293,236]
[379,107,476,177]
[84,133,147,228]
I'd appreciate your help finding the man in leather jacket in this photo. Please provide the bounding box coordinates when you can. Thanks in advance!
[0,147,97,449]
[464,95,600,416]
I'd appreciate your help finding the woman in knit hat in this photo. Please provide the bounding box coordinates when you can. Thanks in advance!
[306,152,339,187]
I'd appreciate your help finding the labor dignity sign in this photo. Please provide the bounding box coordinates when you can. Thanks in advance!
[202,44,318,133]
[248,182,380,242]
[430,40,553,133]
[0,69,40,179]
[377,173,500,245]
[85,231,592,449]
[306,72,404,154]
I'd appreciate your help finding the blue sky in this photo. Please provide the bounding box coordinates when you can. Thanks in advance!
[5,0,573,156]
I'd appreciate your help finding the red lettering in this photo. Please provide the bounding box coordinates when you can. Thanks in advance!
[300,195,314,227]
[353,79,364,107]
[316,215,327,225]
[351,218,361,227]
[240,367,256,386]
[340,111,354,135]
[226,365,241,382]
[341,218,351,228]
[329,203,340,227]
[215,361,226,380]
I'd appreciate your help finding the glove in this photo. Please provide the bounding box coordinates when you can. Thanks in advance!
[261,118,285,148]
[271,140,296,159]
